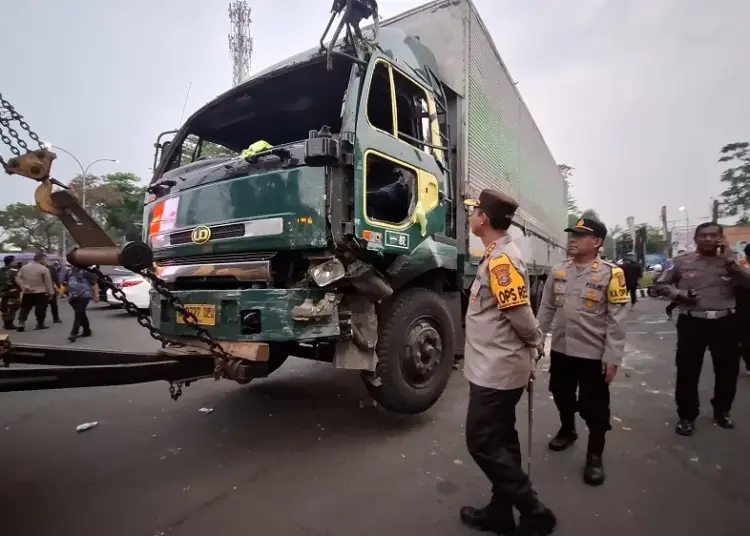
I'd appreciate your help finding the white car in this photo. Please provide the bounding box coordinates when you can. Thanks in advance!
[106,272,151,311]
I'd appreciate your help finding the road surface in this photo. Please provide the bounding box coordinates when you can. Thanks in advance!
[1,299,749,536]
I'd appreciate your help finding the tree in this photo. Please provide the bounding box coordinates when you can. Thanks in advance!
[101,172,146,241]
[580,209,602,223]
[718,141,750,222]
[0,202,63,253]
[558,164,578,213]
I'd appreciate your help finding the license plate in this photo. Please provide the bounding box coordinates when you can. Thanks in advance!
[176,304,216,326]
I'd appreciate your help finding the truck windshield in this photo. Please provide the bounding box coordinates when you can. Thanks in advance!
[164,56,353,172]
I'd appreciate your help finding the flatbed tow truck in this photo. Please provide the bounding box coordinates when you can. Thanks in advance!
[1,0,567,409]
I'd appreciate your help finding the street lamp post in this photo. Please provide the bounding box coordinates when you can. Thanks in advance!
[679,206,690,251]
[45,144,118,207]
[42,143,117,261]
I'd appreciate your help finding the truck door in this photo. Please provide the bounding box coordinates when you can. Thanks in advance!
[355,57,446,253]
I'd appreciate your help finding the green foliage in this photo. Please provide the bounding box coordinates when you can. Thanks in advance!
[0,171,146,252]
[180,135,236,167]
[611,224,666,258]
[718,141,750,222]
[0,202,63,252]
[101,172,146,241]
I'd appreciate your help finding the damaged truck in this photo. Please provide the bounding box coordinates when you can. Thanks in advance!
[1,0,566,414]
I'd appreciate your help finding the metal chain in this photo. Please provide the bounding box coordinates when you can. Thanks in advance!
[141,268,233,376]
[0,115,29,152]
[0,92,43,148]
[81,265,233,381]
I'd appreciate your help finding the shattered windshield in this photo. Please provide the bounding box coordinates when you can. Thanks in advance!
[163,56,353,173]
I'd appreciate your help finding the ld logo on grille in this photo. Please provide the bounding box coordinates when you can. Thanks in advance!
[190,225,212,245]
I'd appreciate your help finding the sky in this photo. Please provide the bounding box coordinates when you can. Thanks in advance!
[1,0,749,231]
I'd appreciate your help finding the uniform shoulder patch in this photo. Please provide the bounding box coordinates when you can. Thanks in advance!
[607,266,629,305]
[488,254,530,310]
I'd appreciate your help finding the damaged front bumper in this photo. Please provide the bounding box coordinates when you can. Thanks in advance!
[151,288,341,345]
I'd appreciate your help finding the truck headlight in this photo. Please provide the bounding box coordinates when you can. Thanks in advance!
[309,258,346,287]
[150,233,170,249]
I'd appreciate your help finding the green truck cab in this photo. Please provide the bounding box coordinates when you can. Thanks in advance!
[145,0,566,414]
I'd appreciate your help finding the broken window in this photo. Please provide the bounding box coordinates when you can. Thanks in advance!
[365,60,433,155]
[365,153,416,225]
[367,62,394,134]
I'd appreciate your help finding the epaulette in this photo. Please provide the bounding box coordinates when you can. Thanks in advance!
[600,259,618,269]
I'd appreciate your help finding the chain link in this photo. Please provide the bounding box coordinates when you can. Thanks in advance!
[81,265,234,382]
[0,91,234,397]
[0,92,44,167]
[0,92,43,148]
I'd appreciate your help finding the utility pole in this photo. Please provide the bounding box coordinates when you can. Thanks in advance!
[711,199,720,223]
[661,205,671,257]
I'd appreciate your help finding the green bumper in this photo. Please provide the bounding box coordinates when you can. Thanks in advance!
[151,288,341,342]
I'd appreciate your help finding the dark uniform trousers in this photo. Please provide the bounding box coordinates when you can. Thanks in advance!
[466,383,539,517]
[549,351,611,455]
[18,293,49,326]
[675,313,739,420]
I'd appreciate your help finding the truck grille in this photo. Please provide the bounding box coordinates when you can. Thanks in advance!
[169,223,245,245]
[156,251,276,267]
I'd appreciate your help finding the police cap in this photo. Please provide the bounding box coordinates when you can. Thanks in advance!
[464,189,518,221]
[565,217,607,239]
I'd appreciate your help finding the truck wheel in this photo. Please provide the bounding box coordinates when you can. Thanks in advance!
[363,288,455,415]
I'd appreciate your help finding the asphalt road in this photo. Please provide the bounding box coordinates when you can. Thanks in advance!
[1,298,749,536]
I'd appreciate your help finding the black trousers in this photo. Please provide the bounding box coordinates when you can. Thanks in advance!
[549,351,611,455]
[49,293,60,321]
[18,293,48,325]
[675,313,739,420]
[466,383,540,518]
[738,311,750,370]
[627,286,637,305]
[69,297,91,336]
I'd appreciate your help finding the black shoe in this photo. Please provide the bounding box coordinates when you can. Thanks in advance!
[53,318,62,324]
[79,331,92,338]
[675,419,695,436]
[35,324,48,330]
[68,334,76,343]
[583,454,605,486]
[459,506,515,535]
[516,507,557,536]
[16,326,24,332]
[714,412,735,429]
[548,428,577,452]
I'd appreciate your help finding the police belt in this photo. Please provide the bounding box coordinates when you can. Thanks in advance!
[681,308,735,320]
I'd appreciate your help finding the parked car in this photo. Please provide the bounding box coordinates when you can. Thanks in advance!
[104,270,151,311]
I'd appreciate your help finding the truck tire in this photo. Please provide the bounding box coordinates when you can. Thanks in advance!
[363,288,455,415]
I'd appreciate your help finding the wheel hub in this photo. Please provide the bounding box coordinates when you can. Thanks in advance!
[403,319,444,387]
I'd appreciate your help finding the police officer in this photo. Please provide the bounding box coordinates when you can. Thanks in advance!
[461,189,557,536]
[0,255,22,330]
[655,222,750,435]
[536,218,628,486]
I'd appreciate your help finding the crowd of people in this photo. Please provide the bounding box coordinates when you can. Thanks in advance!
[0,253,99,342]
[461,188,748,536]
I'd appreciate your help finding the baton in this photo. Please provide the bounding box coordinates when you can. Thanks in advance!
[527,375,534,478]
